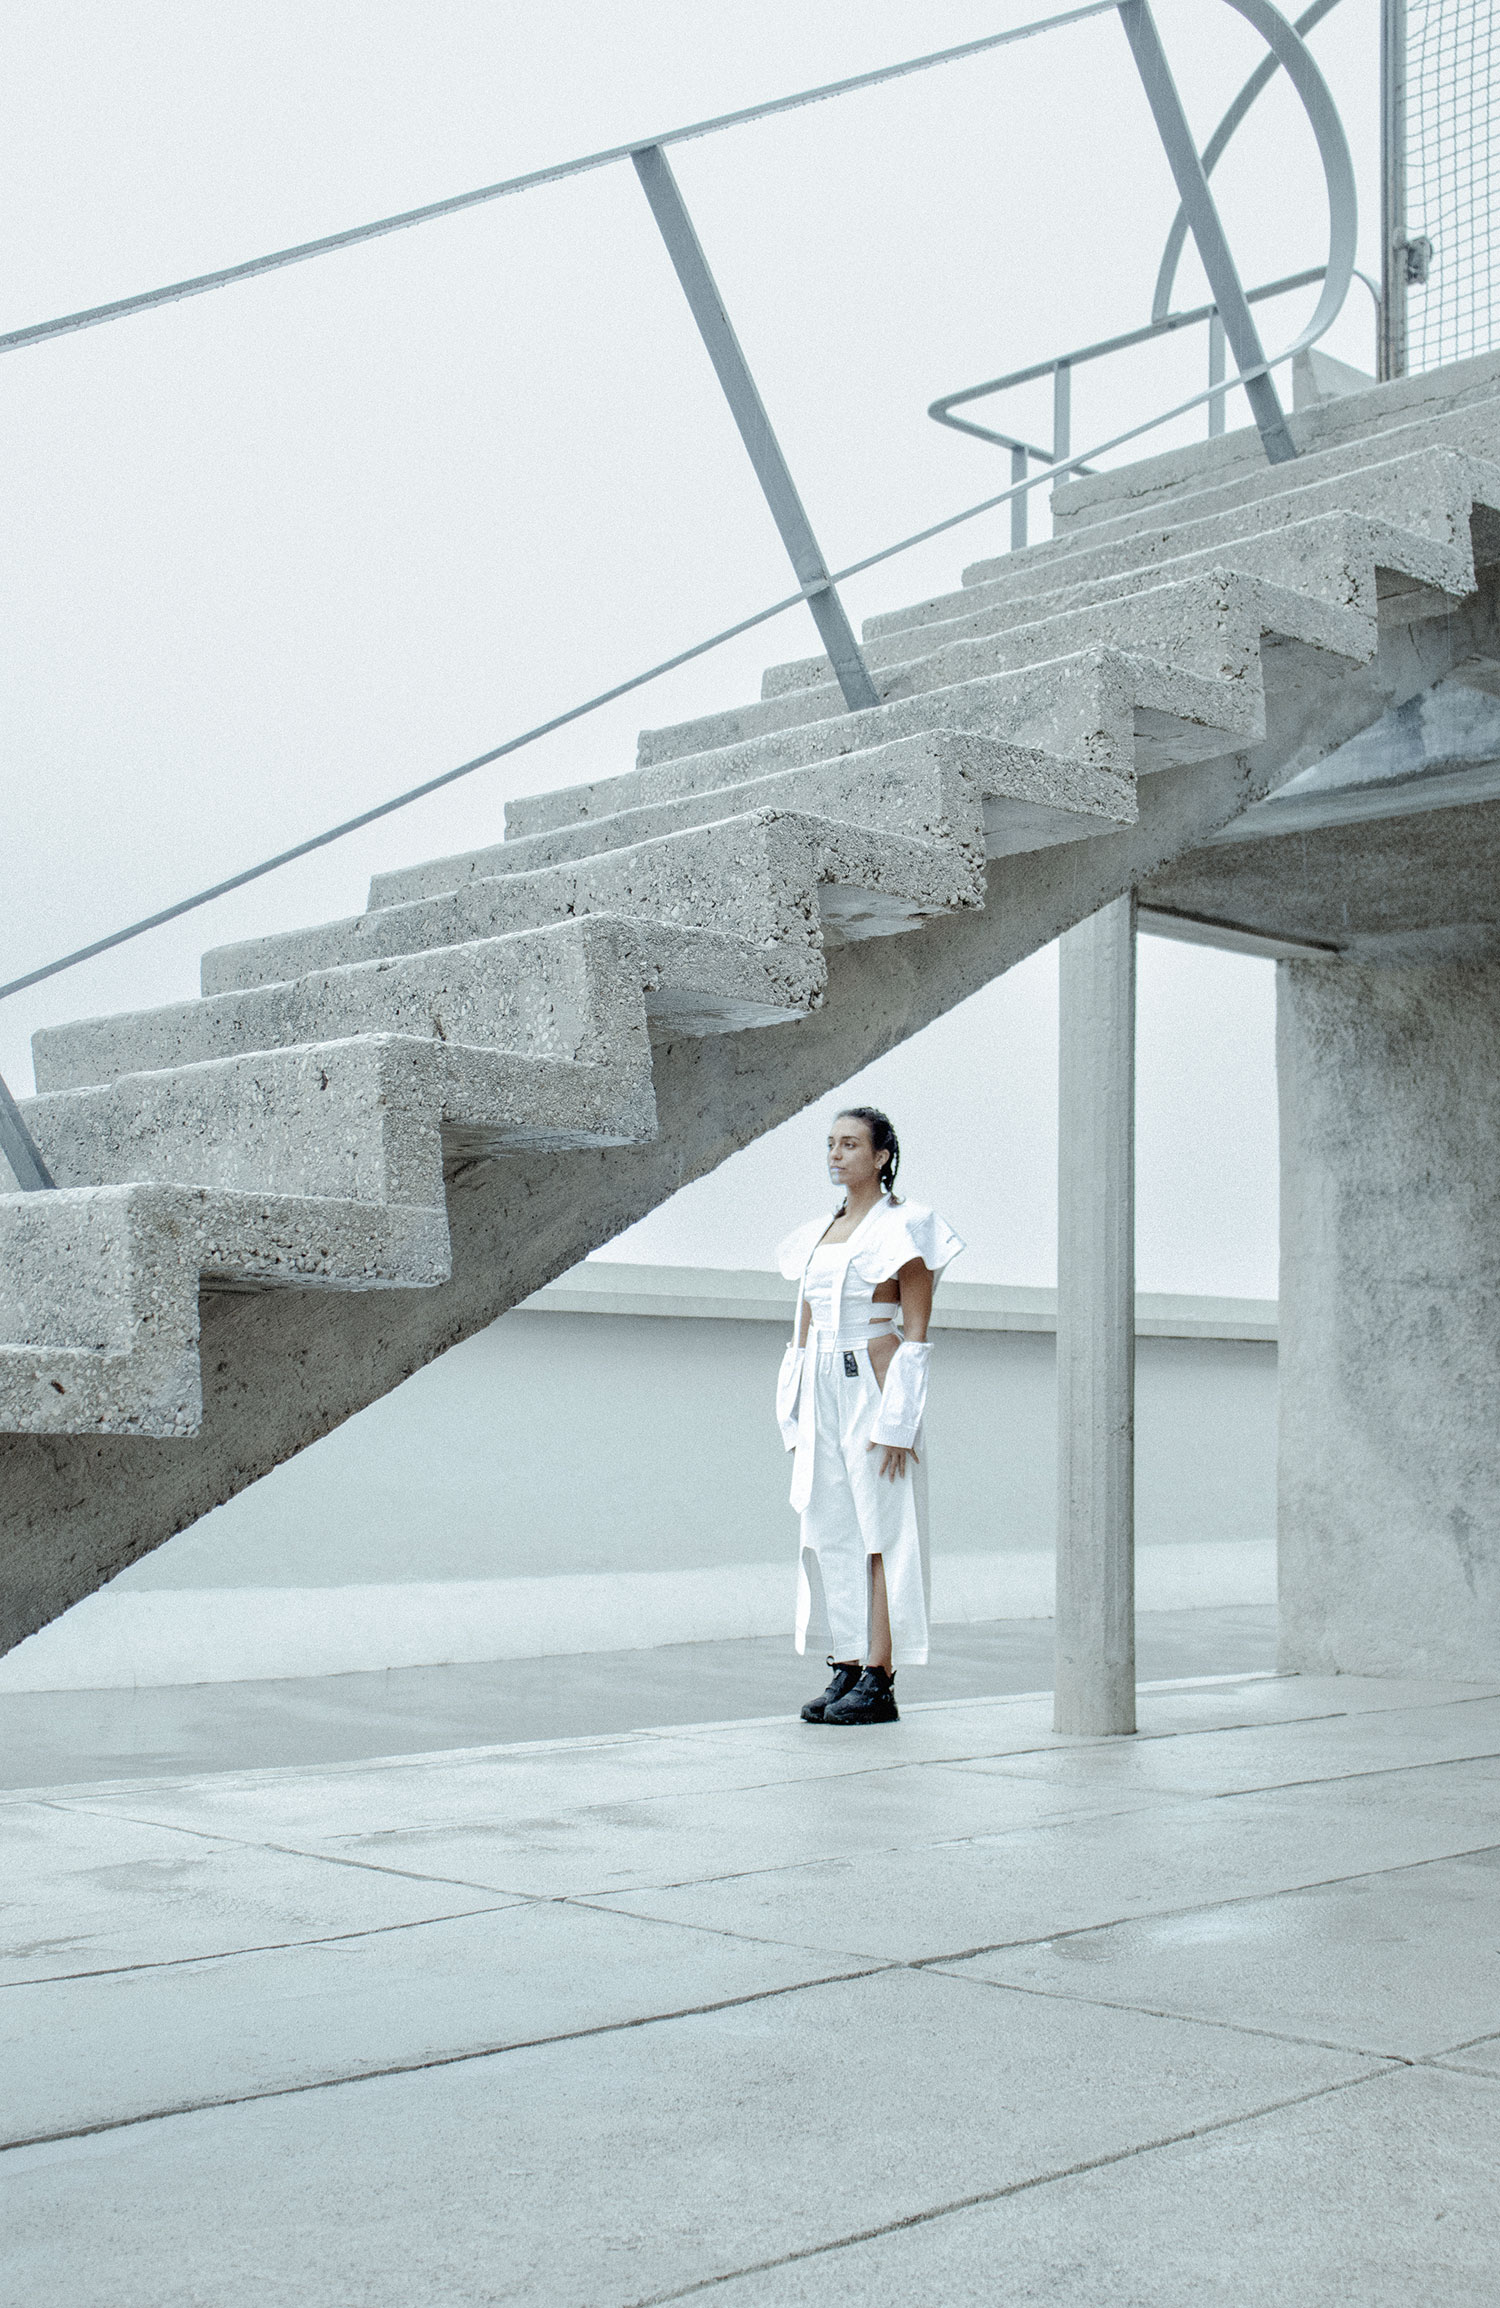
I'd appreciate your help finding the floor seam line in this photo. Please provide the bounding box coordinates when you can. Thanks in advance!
[1210,1749,1500,1801]
[918,1966,1417,2061]
[0,1900,532,1991]
[618,2067,1398,2306]
[23,1800,555,1900]
[902,1834,1500,1967]
[0,1961,902,2156]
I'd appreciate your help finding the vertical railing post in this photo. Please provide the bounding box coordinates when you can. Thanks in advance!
[1010,443,1029,552]
[0,1071,54,1192]
[1208,311,1227,436]
[1380,0,1408,380]
[631,144,879,711]
[1117,0,1297,464]
[1055,893,1137,1737]
[1052,359,1072,465]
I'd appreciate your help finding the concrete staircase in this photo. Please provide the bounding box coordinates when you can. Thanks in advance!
[8,351,1500,1654]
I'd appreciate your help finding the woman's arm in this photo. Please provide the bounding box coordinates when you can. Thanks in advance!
[868,1258,930,1383]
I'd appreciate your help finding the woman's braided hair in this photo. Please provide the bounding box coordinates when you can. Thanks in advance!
[836,1106,901,1199]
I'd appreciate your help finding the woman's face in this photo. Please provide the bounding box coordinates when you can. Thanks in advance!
[827,1115,881,1194]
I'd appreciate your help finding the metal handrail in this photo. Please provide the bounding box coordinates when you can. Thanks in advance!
[0,5,1120,362]
[0,0,1354,1190]
[928,265,1385,549]
[930,264,1329,475]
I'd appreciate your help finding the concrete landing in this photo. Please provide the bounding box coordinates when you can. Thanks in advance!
[4,1669,1500,2304]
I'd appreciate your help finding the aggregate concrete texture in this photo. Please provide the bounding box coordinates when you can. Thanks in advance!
[1278,957,1500,1680]
[3,1668,1498,2305]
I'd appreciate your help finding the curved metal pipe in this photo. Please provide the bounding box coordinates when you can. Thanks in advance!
[1170,0,1358,381]
[1151,0,1346,324]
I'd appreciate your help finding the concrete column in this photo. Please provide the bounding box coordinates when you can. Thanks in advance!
[1055,894,1137,1735]
[1278,958,1500,1680]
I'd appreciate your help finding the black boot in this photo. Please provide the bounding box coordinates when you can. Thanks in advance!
[801,1658,863,1724]
[823,1664,899,1725]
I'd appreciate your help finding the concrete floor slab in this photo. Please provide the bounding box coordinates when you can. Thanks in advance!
[961,1692,1500,1799]
[5,1662,1498,2304]
[89,1754,1158,1904]
[589,1765,1500,1965]
[939,1844,1500,2060]
[0,1798,515,1988]
[0,1899,878,2146]
[0,1967,1378,2308]
[697,2065,1500,2308]
[1132,1673,1500,1729]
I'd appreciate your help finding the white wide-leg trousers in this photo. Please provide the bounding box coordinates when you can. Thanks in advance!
[795,1347,931,1666]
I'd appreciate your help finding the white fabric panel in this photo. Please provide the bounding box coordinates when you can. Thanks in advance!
[794,1348,931,1665]
[870,1340,930,1450]
[775,1344,805,1451]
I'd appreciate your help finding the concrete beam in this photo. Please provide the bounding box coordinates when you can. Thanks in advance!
[1055,894,1137,1737]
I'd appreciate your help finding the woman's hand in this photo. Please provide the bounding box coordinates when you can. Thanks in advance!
[867,1439,918,1482]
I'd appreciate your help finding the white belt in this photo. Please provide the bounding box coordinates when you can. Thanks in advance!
[808,1317,897,1353]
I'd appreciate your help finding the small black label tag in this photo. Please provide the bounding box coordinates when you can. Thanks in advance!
[843,1351,859,1377]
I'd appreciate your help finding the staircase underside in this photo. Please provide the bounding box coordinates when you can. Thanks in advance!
[9,352,1500,1659]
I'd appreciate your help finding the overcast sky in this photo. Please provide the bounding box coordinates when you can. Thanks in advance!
[1,1,1382,1294]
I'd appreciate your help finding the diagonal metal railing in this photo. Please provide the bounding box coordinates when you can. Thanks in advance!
[0,0,1357,1190]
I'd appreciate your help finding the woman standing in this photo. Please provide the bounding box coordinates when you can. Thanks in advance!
[776,1107,964,1726]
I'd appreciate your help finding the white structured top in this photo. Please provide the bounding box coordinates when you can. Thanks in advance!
[777,1195,966,1353]
[801,1244,898,1351]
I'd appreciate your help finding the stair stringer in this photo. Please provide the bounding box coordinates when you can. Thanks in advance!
[2,579,1492,1659]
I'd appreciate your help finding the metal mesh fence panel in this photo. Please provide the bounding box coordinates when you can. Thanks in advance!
[1408,0,1499,367]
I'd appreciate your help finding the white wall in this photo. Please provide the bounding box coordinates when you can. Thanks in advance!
[0,1266,1277,1690]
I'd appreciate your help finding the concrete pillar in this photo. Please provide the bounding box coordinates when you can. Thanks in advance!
[1278,958,1500,1680]
[1055,894,1137,1735]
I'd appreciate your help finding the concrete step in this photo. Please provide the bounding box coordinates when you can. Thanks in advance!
[808,452,1500,670]
[766,512,1432,705]
[634,569,1369,770]
[0,1181,451,1437]
[494,730,1135,875]
[201,804,990,1001]
[1045,349,1500,542]
[957,446,1500,610]
[505,649,1211,853]
[863,379,1500,634]
[33,914,800,1096]
[23,1033,655,1218]
[24,1031,658,1212]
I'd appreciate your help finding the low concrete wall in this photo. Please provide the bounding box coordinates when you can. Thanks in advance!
[0,1266,1278,1689]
